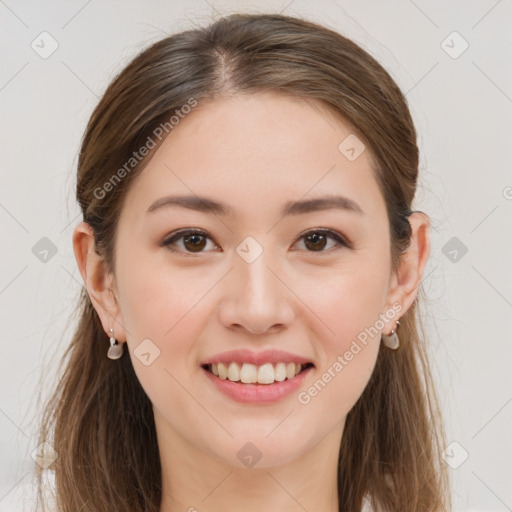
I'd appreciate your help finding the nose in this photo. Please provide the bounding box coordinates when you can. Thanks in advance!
[217,248,295,336]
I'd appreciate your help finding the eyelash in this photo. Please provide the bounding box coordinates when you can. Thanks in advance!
[160,228,351,255]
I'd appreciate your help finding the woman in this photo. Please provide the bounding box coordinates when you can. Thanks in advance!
[36,12,451,512]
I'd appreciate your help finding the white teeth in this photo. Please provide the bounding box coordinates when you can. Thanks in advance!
[227,362,240,382]
[286,362,296,379]
[257,363,275,384]
[274,362,287,381]
[240,363,257,383]
[208,361,307,384]
[218,362,228,380]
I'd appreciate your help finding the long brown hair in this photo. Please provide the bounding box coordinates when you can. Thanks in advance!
[35,13,451,511]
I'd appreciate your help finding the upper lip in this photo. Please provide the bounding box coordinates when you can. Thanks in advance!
[201,349,314,366]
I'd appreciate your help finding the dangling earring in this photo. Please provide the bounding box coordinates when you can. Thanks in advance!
[107,327,124,360]
[381,320,400,350]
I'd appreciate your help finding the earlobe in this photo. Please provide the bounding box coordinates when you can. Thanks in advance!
[72,221,126,342]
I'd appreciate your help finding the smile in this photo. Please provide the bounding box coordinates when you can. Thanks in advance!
[203,361,314,385]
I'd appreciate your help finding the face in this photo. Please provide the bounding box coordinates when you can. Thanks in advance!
[110,92,400,468]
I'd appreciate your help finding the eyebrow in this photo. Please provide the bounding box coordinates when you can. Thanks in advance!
[146,194,364,217]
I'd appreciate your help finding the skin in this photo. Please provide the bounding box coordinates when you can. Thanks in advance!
[73,92,430,511]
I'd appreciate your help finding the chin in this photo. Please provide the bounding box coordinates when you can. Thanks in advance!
[201,424,316,470]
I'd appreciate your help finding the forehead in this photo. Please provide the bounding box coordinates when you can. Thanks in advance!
[121,92,385,222]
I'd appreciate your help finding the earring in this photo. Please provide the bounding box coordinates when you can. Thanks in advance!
[381,320,400,350]
[107,327,124,360]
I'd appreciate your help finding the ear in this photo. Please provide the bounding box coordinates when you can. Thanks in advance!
[72,221,127,343]
[383,211,431,332]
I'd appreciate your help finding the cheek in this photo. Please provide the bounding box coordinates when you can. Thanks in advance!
[117,271,216,439]
[296,305,382,436]
[115,258,214,396]
[313,260,390,351]
[301,265,387,409]
[118,255,214,341]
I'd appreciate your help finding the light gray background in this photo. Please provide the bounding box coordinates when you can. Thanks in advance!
[1,0,511,510]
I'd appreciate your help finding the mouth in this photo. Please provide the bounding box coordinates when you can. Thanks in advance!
[201,361,315,385]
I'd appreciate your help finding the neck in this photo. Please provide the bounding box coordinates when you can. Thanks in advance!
[157,417,343,512]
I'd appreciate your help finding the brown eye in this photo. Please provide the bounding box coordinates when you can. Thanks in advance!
[162,229,218,254]
[304,232,328,251]
[162,228,349,256]
[295,229,348,253]
[182,233,207,252]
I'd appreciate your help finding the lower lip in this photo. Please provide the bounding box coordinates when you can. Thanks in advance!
[202,366,313,404]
